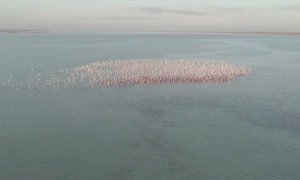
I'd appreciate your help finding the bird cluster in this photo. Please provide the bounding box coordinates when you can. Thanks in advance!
[4,59,251,90]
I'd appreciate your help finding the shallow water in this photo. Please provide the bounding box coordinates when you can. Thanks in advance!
[0,32,300,180]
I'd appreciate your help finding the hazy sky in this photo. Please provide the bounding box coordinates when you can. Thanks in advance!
[1,0,300,32]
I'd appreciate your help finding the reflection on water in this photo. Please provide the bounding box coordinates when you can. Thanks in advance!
[0,33,300,180]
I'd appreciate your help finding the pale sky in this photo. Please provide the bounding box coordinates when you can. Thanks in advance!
[1,0,300,32]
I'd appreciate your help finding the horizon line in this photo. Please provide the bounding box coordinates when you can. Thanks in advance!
[1,29,300,36]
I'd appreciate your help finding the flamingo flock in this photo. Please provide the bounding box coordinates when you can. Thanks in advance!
[5,59,251,90]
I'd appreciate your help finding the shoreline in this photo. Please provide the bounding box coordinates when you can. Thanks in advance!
[0,30,299,36]
[0,30,49,34]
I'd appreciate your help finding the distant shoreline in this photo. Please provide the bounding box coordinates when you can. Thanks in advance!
[96,31,300,36]
[0,30,299,36]
[0,30,49,34]
[222,32,300,36]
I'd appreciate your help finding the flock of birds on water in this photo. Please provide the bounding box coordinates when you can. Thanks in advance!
[3,59,251,90]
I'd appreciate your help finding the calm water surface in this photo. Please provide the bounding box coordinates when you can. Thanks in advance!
[0,33,300,180]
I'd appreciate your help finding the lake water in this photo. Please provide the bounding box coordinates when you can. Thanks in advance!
[0,32,300,180]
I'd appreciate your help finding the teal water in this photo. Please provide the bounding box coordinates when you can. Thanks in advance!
[0,33,300,180]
